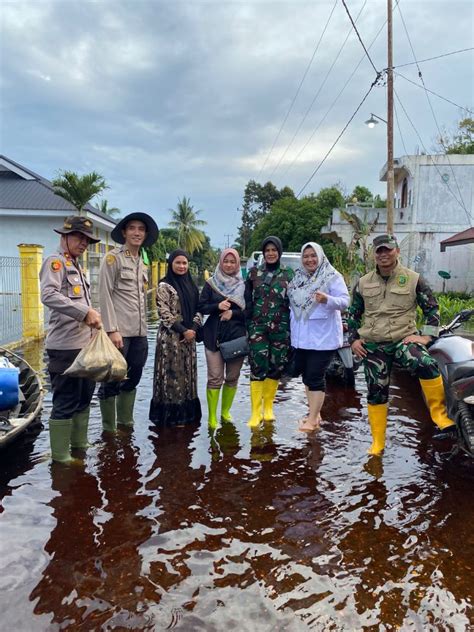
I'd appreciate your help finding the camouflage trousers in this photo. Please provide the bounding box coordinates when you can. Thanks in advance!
[248,321,290,381]
[363,340,440,405]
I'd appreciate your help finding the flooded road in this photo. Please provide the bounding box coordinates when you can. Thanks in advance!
[1,319,473,630]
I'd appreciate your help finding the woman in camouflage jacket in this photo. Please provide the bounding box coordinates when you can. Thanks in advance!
[244,236,294,426]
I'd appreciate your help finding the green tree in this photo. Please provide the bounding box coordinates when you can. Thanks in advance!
[435,116,474,154]
[236,180,295,256]
[169,196,206,254]
[248,186,343,253]
[347,185,373,204]
[98,199,120,217]
[373,194,386,208]
[52,170,108,213]
[147,228,179,262]
[191,234,220,284]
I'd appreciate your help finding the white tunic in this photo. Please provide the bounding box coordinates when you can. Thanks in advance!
[290,273,350,350]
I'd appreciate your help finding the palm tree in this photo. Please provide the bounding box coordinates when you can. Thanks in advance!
[98,199,121,217]
[169,196,206,254]
[52,170,108,213]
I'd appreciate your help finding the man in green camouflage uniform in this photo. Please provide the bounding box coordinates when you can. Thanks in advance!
[347,234,455,455]
[245,236,294,426]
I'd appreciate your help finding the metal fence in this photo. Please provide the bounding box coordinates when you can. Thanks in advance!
[0,256,23,345]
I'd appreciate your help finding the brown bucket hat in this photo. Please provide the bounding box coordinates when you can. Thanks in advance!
[54,216,100,244]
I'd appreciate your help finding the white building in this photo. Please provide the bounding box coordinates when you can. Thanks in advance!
[0,155,117,259]
[322,154,474,292]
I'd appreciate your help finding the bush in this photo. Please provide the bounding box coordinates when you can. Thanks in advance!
[417,294,474,330]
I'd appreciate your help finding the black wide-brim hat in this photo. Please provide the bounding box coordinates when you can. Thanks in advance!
[111,212,159,248]
[54,215,101,244]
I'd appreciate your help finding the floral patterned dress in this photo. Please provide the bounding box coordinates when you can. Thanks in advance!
[149,282,203,426]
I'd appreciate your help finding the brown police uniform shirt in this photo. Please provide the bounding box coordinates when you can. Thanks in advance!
[98,245,148,337]
[40,251,93,350]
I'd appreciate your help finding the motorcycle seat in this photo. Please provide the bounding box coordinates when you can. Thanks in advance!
[447,360,474,384]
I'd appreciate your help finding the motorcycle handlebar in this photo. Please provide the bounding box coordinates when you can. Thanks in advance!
[440,309,474,336]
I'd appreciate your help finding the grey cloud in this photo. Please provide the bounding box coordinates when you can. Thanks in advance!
[1,0,472,246]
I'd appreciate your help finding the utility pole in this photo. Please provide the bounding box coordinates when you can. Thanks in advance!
[224,234,232,249]
[386,0,395,234]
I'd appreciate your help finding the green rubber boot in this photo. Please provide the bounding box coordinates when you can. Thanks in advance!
[207,388,221,428]
[49,418,73,463]
[221,385,237,422]
[100,396,117,433]
[71,407,91,449]
[116,389,137,427]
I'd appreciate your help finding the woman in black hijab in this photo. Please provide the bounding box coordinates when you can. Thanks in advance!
[149,250,202,426]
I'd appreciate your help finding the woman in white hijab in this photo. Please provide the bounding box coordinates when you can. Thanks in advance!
[288,242,349,431]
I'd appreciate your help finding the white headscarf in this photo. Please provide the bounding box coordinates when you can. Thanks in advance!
[288,242,338,320]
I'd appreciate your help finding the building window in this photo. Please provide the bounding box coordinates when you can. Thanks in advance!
[401,178,408,208]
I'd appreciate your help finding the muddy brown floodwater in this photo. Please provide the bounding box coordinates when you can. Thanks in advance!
[1,314,473,631]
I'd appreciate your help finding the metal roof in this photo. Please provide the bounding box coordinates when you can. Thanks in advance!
[0,155,116,223]
[440,227,474,251]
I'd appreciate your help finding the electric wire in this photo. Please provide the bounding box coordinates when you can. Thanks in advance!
[340,0,379,74]
[256,0,338,181]
[269,0,368,180]
[397,2,469,217]
[394,89,473,225]
[392,47,474,69]
[394,101,408,156]
[394,71,473,114]
[296,80,377,198]
[277,2,397,183]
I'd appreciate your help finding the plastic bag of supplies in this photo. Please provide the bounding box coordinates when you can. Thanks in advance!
[63,328,128,382]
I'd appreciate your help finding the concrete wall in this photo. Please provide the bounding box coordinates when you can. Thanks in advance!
[324,155,474,292]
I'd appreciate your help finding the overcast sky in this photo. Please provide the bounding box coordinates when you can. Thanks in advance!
[1,0,473,248]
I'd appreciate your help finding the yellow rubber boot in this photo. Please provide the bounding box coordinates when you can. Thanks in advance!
[419,376,456,430]
[262,378,279,421]
[367,403,388,456]
[247,381,264,427]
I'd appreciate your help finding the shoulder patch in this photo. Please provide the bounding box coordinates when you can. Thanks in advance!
[50,259,62,272]
[106,254,116,266]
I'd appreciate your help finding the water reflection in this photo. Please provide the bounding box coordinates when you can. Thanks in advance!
[1,330,473,629]
[29,464,102,626]
[93,434,155,628]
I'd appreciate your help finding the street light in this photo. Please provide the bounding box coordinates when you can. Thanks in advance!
[364,113,388,128]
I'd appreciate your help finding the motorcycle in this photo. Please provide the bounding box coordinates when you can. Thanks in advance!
[428,309,474,457]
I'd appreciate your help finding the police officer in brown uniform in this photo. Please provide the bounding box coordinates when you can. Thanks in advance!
[98,212,159,431]
[40,216,102,463]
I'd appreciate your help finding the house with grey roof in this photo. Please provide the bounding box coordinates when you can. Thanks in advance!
[0,154,117,258]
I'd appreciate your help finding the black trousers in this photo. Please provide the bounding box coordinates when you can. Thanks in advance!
[98,336,148,399]
[47,349,96,419]
[295,349,335,391]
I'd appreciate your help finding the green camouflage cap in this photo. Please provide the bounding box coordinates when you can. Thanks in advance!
[373,234,398,251]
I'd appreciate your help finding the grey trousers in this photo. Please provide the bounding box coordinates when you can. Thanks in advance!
[205,348,244,389]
